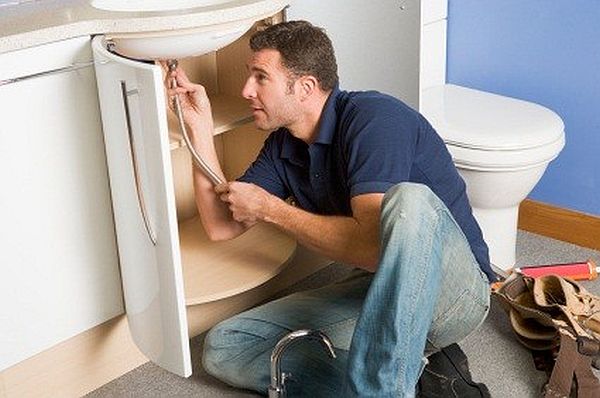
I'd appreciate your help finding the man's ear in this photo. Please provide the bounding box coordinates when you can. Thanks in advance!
[299,75,318,100]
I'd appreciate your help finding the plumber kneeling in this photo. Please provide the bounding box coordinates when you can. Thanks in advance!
[165,20,494,398]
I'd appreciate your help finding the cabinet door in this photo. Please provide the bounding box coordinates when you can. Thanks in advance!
[91,36,191,377]
[286,0,420,109]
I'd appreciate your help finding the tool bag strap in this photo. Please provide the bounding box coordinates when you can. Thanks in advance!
[544,331,600,398]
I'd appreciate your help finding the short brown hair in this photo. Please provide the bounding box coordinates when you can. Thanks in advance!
[249,20,339,91]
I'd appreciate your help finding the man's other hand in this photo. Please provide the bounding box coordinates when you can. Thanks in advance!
[215,182,272,226]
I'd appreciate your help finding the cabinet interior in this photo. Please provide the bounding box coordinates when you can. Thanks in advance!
[165,17,297,314]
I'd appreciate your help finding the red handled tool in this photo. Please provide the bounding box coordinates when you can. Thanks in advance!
[514,259,599,281]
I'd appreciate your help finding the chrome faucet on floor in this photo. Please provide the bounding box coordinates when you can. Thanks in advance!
[268,329,337,398]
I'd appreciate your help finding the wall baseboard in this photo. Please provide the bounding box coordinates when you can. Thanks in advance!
[518,199,600,251]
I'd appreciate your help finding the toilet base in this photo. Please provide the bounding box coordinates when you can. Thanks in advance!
[472,205,519,272]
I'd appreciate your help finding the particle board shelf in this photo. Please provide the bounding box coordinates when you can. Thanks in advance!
[168,94,253,150]
[179,217,297,306]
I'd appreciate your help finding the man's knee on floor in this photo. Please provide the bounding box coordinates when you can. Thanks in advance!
[202,316,280,383]
[202,318,258,379]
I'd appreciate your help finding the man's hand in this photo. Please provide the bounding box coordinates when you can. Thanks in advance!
[215,182,273,227]
[162,63,214,138]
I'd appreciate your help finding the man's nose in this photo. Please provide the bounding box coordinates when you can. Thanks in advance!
[242,78,256,99]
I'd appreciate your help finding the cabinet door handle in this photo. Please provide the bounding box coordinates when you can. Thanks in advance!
[120,80,158,246]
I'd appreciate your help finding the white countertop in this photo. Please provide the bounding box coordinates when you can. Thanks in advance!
[0,0,287,54]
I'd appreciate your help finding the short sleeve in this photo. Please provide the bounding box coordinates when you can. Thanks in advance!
[237,132,289,199]
[344,99,419,197]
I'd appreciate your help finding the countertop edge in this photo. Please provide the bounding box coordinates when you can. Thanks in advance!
[0,0,287,54]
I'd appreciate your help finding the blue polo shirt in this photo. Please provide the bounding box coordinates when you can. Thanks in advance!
[238,86,494,282]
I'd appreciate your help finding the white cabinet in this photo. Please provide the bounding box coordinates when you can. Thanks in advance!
[91,16,303,377]
[0,11,331,379]
[0,36,122,371]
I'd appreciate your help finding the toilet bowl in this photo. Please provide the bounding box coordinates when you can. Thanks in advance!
[421,84,565,271]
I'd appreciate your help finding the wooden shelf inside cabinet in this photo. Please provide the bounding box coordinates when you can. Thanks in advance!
[168,94,253,150]
[179,217,297,306]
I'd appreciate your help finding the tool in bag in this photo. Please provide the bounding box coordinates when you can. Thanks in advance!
[494,272,600,397]
[515,260,599,281]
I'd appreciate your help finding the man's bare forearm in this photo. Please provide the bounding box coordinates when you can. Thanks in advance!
[263,196,381,271]
[190,128,246,241]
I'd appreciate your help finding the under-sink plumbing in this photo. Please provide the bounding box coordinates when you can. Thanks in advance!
[166,59,224,186]
[268,329,336,398]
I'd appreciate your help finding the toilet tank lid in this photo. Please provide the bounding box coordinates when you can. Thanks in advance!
[421,84,565,151]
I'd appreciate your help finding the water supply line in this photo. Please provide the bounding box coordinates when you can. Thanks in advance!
[268,329,337,398]
[167,59,224,186]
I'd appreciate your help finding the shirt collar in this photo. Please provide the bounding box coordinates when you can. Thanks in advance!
[313,84,341,145]
[280,129,308,167]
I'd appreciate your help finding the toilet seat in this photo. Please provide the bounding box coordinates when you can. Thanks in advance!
[421,84,565,171]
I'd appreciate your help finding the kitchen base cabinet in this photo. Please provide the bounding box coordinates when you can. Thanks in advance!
[0,10,332,396]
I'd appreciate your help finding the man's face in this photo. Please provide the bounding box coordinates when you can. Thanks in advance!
[242,49,300,131]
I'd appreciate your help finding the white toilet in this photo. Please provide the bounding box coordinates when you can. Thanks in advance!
[412,0,568,272]
[421,84,565,271]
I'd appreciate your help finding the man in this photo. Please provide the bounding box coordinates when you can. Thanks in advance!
[166,20,493,398]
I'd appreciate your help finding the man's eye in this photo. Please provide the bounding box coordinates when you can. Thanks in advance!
[257,74,267,82]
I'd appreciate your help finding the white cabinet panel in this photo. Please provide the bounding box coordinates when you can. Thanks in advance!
[421,19,447,93]
[92,36,191,377]
[286,0,420,109]
[0,36,121,371]
[422,0,447,25]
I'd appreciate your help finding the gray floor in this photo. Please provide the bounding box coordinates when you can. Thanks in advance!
[86,231,600,397]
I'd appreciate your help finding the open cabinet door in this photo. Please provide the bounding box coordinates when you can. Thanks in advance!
[91,36,191,377]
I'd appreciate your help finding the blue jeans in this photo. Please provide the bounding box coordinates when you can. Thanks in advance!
[202,183,490,397]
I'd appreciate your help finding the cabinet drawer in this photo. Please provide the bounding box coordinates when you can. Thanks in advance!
[0,36,92,82]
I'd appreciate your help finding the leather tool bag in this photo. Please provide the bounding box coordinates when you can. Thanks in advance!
[493,273,600,398]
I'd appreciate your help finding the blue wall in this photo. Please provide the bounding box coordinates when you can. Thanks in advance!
[446,0,600,216]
